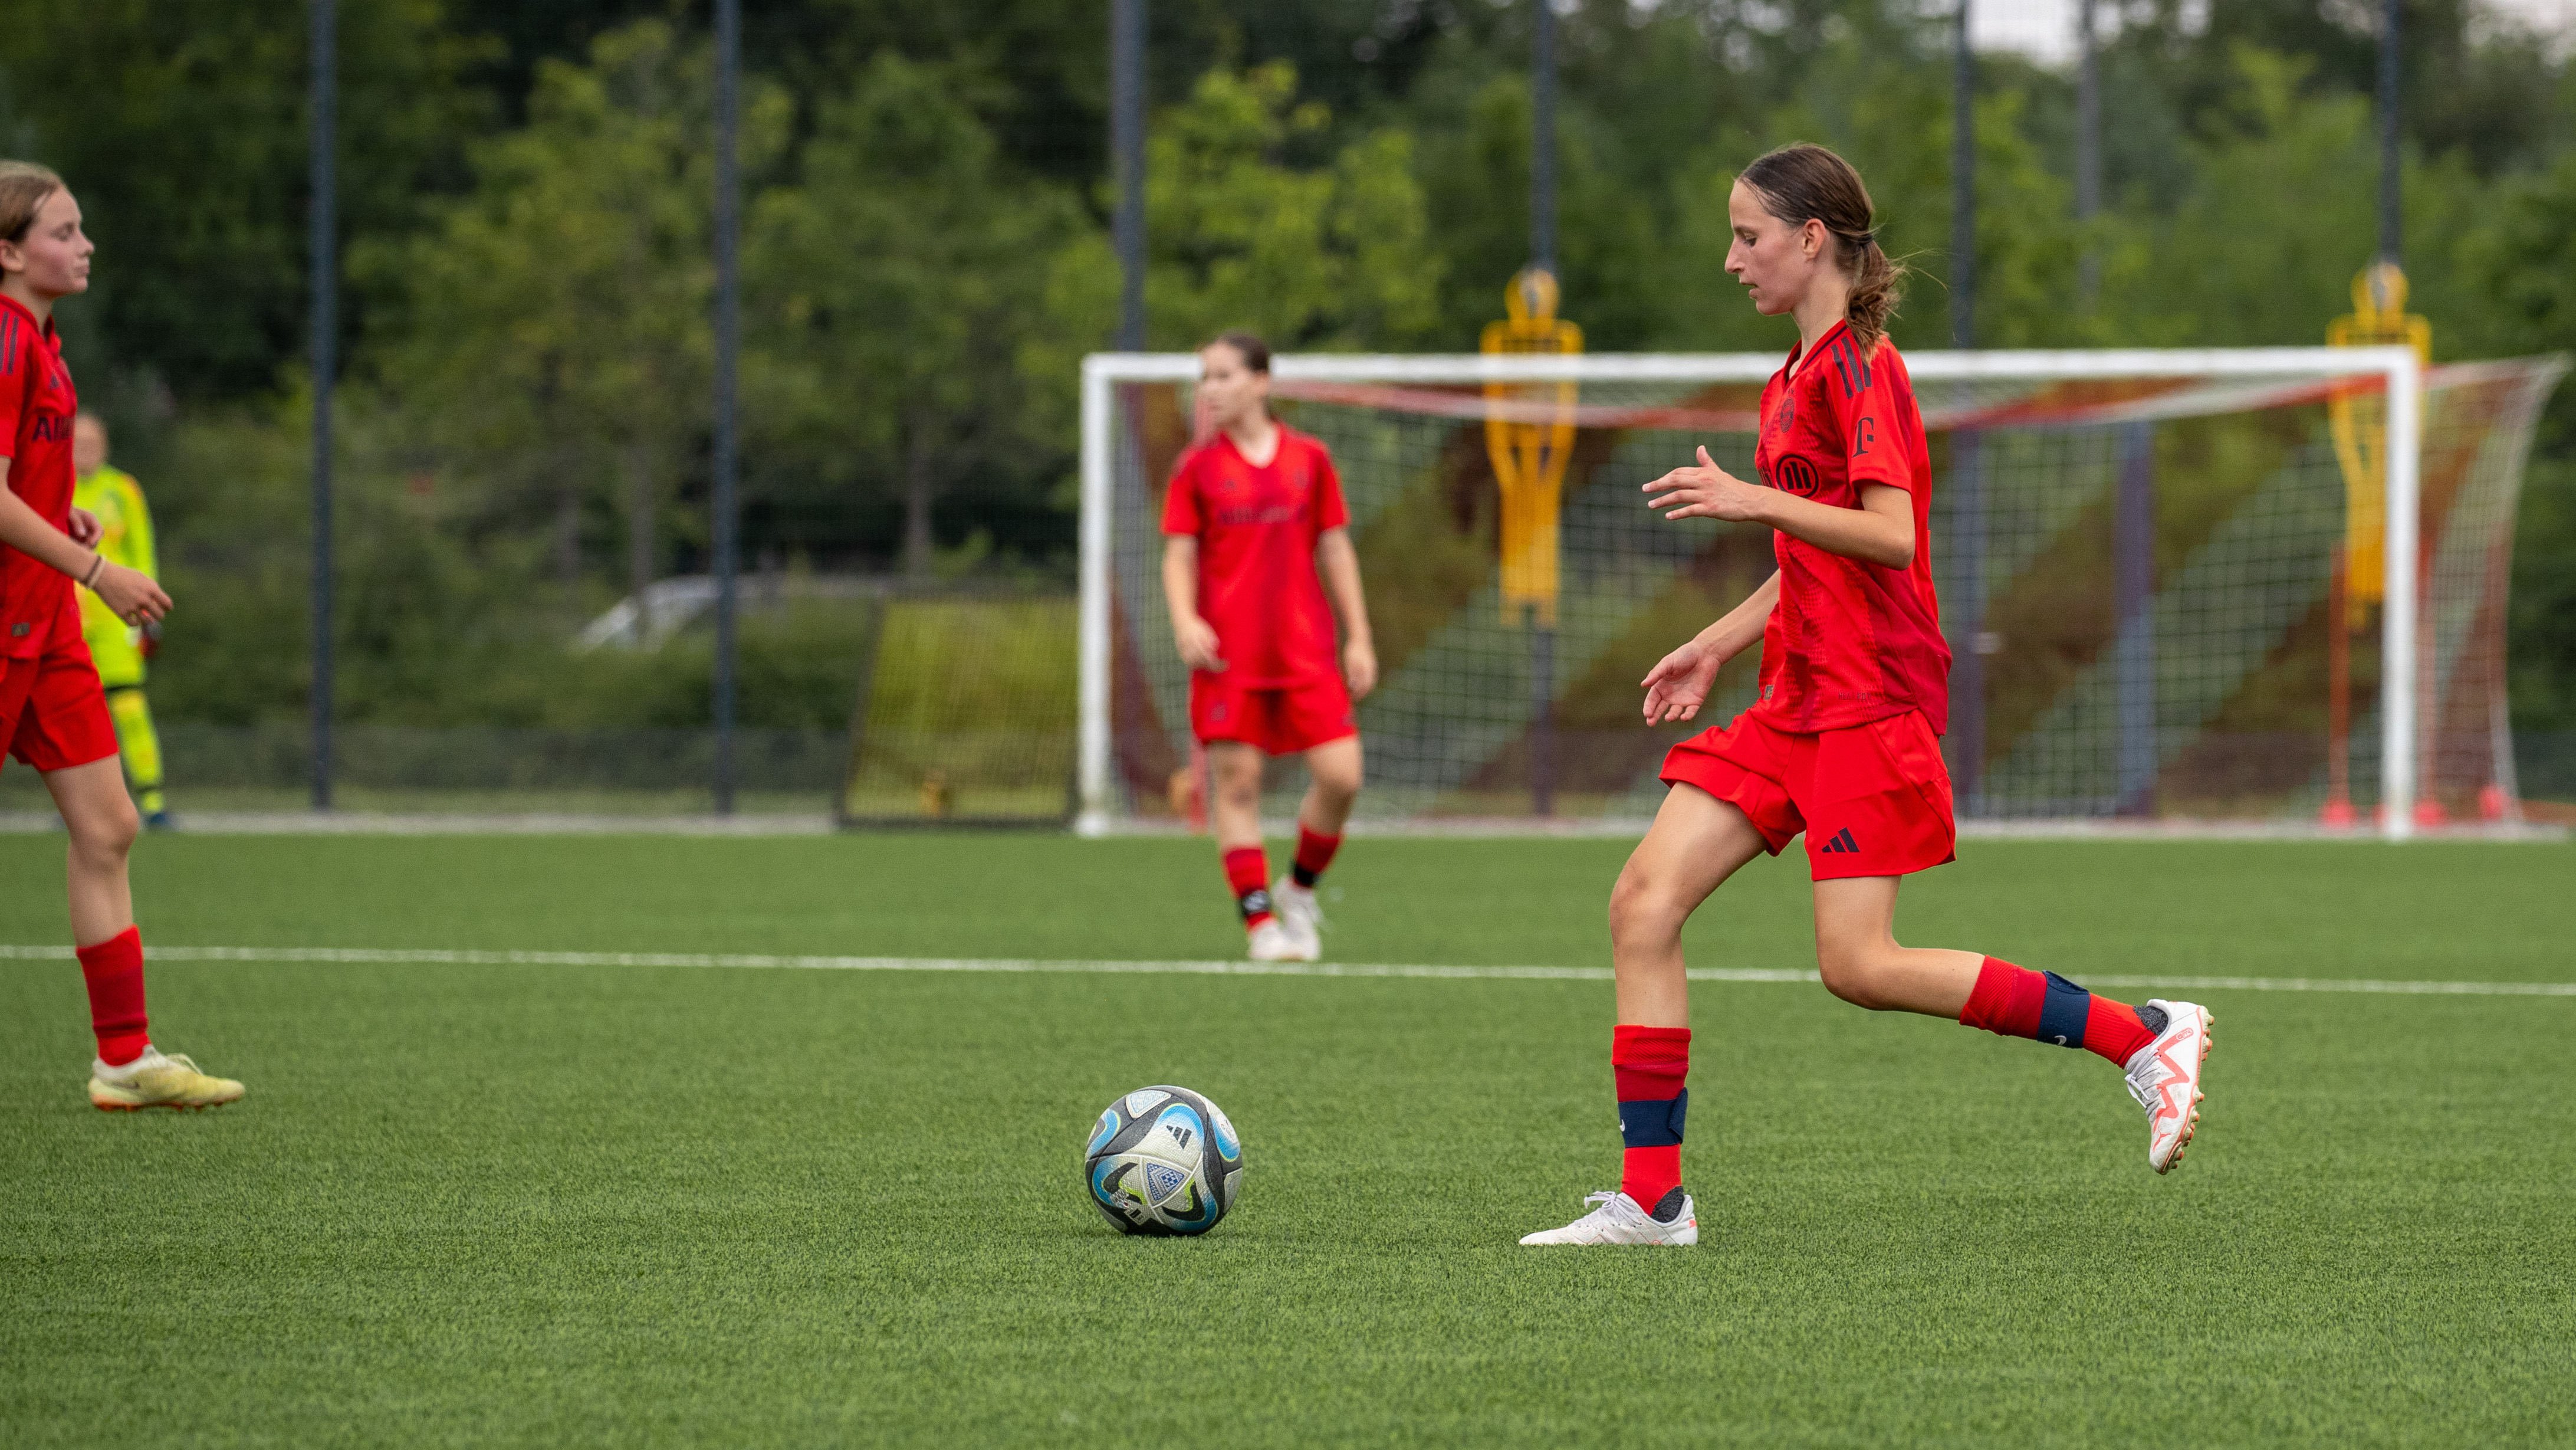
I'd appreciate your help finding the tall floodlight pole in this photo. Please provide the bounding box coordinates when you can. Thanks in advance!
[1951,0,1974,350]
[1532,0,1557,273]
[1112,0,1147,350]
[1528,0,1559,816]
[1950,0,1986,810]
[711,0,742,814]
[2378,0,2400,265]
[2076,0,2101,309]
[308,0,337,812]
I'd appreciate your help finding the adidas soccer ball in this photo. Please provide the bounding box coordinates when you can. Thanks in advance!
[1085,1084,1243,1236]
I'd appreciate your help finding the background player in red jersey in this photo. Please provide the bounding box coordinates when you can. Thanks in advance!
[0,161,241,1111]
[1161,333,1376,962]
[1521,145,2210,1246]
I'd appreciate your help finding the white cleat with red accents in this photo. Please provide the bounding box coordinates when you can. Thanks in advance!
[2124,999,2212,1174]
[1518,1187,1697,1245]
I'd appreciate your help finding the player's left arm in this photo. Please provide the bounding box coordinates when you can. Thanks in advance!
[1642,446,1911,567]
[1315,527,1376,699]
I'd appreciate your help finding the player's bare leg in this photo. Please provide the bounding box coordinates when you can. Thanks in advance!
[1806,876,1982,1016]
[47,755,136,945]
[1207,742,1306,962]
[1809,876,2210,1173]
[1271,736,1361,957]
[1607,782,1769,1028]
[45,756,241,1111]
[1524,783,1765,1246]
[1296,735,1361,837]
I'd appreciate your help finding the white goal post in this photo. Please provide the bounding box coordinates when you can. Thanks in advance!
[1079,346,2559,841]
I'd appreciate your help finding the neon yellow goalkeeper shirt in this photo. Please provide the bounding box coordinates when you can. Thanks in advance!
[71,465,156,688]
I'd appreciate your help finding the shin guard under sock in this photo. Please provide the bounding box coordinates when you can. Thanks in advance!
[1222,847,1274,930]
[1290,827,1342,889]
[77,927,150,1067]
[1959,956,2155,1068]
[1613,1024,1691,1208]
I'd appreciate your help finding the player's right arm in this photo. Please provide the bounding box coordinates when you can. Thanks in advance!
[1640,569,1778,724]
[1161,536,1224,672]
[0,454,169,624]
[1158,452,1225,672]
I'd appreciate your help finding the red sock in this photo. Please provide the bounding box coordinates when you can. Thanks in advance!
[1613,1024,1691,1210]
[1961,955,2155,1067]
[1960,956,2048,1037]
[77,926,150,1066]
[2082,999,2155,1067]
[1221,847,1274,929]
[1290,827,1341,889]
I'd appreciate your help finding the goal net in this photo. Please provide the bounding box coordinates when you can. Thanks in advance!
[1078,348,2564,838]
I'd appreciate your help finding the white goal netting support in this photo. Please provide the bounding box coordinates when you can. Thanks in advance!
[1078,348,2565,839]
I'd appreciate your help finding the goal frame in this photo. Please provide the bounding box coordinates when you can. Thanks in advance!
[1077,346,2427,839]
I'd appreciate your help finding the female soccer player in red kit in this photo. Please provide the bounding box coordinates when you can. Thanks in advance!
[0,162,242,1111]
[1520,145,2209,1246]
[1162,333,1375,962]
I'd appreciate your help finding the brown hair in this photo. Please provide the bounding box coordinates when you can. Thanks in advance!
[1203,330,1271,374]
[0,160,65,247]
[1738,143,1903,351]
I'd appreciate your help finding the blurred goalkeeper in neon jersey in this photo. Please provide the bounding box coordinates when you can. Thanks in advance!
[71,412,169,828]
[1161,332,1377,963]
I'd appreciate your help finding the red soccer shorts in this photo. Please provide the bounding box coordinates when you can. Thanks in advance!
[0,635,119,776]
[1190,672,1357,756]
[1660,707,1956,880]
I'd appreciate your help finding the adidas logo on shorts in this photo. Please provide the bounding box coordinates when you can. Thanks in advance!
[1817,827,1861,854]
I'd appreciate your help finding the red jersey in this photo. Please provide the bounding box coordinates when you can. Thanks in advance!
[1749,320,1950,734]
[0,294,79,661]
[1160,425,1349,687]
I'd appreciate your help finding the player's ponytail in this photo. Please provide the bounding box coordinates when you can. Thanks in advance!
[1739,143,1905,353]
[0,160,65,246]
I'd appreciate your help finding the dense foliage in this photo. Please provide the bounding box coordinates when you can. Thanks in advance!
[2,0,2574,733]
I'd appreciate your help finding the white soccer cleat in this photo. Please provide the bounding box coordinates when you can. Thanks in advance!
[87,1047,245,1112]
[1518,1188,1697,1246]
[2124,999,2213,1174]
[1270,876,1325,959]
[1246,918,1315,963]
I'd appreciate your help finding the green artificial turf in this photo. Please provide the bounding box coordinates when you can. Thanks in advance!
[2,833,2571,1447]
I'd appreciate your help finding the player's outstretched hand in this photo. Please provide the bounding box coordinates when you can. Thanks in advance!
[91,562,169,626]
[1343,637,1378,700]
[1644,446,1772,524]
[1174,614,1226,673]
[67,507,101,548]
[1641,638,1723,725]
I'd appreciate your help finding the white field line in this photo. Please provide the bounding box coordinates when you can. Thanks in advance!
[0,944,2569,996]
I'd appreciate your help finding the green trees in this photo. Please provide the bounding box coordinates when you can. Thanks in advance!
[755,54,1080,580]
[363,22,790,614]
[1046,62,1441,353]
[8,2,2576,734]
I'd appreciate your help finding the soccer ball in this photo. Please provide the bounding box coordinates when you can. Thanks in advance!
[1084,1084,1243,1236]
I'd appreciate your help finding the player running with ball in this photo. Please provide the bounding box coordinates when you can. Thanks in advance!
[1162,333,1376,962]
[1520,145,2210,1246]
[0,162,242,1111]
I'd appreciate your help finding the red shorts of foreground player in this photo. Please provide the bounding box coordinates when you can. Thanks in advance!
[1660,707,1954,880]
[0,624,117,776]
[1190,672,1356,757]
